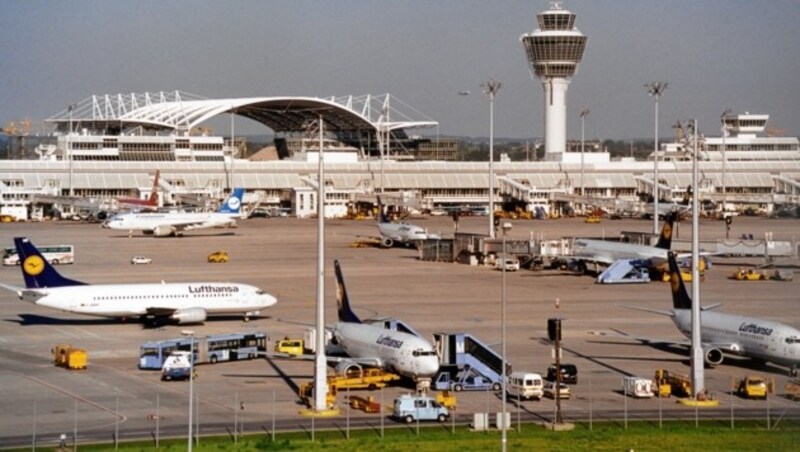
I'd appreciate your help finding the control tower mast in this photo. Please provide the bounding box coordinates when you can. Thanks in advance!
[520,2,587,161]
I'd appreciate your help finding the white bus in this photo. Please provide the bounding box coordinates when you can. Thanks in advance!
[2,245,75,266]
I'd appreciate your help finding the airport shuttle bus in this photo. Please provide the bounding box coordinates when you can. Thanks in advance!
[3,245,74,266]
[138,332,267,369]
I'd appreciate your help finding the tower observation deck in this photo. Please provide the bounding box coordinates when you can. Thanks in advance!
[520,2,587,160]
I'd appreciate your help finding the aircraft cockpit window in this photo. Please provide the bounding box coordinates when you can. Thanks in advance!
[787,337,799,344]
[256,290,264,295]
[413,349,436,357]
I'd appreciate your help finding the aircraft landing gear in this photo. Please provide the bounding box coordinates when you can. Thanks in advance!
[791,365,798,378]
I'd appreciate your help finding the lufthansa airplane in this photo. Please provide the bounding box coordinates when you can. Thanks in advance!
[327,260,440,381]
[620,251,800,376]
[570,211,679,270]
[103,188,244,237]
[375,197,438,248]
[0,237,277,324]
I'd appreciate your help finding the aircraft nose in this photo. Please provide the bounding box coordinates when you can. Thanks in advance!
[262,294,278,307]
[422,357,439,377]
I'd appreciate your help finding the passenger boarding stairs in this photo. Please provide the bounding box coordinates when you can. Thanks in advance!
[433,332,504,388]
[596,259,651,284]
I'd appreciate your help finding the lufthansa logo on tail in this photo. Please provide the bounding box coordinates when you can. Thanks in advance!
[663,224,672,240]
[226,197,241,210]
[23,255,45,276]
[670,272,681,293]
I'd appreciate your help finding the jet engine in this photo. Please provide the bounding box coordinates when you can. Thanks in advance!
[704,346,724,366]
[170,308,208,324]
[335,361,363,377]
[153,225,176,237]
[380,237,394,248]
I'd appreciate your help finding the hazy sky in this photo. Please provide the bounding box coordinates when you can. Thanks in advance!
[1,0,798,140]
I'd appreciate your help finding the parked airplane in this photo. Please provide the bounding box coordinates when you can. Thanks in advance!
[116,170,160,210]
[376,197,438,248]
[620,251,800,376]
[644,201,690,219]
[570,211,679,271]
[0,237,277,324]
[103,188,244,237]
[327,259,440,381]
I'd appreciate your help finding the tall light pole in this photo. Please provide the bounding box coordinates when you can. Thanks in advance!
[689,119,704,399]
[68,104,75,198]
[500,221,512,452]
[579,108,589,202]
[720,109,731,213]
[645,82,668,234]
[482,79,501,239]
[182,330,195,452]
[314,114,329,412]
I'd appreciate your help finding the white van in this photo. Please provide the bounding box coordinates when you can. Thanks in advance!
[507,372,544,400]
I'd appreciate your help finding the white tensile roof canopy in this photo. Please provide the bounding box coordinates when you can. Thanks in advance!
[47,91,437,135]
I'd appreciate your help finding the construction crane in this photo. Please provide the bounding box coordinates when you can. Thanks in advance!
[766,126,787,137]
[2,118,32,159]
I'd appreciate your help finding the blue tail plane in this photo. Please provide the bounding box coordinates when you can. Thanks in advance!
[376,196,390,224]
[334,259,362,323]
[667,251,692,310]
[654,211,678,250]
[218,188,245,214]
[13,237,86,289]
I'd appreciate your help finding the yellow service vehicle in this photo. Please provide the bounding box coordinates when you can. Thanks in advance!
[274,338,308,356]
[785,380,800,401]
[731,268,766,281]
[207,250,229,263]
[653,369,691,398]
[736,376,770,399]
[52,344,87,370]
[298,369,400,408]
[436,390,457,410]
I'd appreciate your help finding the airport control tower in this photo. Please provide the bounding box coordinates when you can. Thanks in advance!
[520,2,587,161]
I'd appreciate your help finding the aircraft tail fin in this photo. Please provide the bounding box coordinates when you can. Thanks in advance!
[146,170,160,205]
[654,211,678,250]
[13,237,86,289]
[377,196,389,223]
[334,259,361,323]
[218,188,244,214]
[667,251,692,310]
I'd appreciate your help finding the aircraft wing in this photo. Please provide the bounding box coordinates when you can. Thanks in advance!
[588,329,689,348]
[616,304,674,317]
[144,307,178,317]
[326,355,383,368]
[571,254,616,266]
[589,330,743,356]
[266,352,383,369]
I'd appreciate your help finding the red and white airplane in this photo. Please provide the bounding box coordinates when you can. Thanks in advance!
[117,170,160,210]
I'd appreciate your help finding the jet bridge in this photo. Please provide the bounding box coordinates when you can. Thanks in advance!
[433,332,504,389]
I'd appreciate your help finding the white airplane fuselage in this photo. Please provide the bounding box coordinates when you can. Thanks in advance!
[104,212,239,235]
[378,222,431,245]
[23,282,276,319]
[573,239,668,266]
[333,322,440,379]
[672,309,800,368]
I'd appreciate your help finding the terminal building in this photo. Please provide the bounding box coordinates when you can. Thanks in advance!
[2,2,799,221]
[0,90,798,221]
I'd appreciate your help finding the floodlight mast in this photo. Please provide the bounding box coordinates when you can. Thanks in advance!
[580,108,589,201]
[645,81,668,234]
[482,79,502,239]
